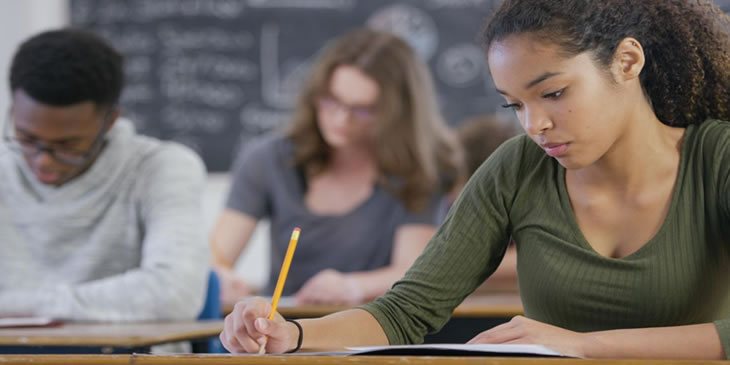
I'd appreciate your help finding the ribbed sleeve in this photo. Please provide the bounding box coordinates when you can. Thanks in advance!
[714,319,730,359]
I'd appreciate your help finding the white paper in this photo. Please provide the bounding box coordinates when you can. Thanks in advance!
[346,343,564,357]
[0,317,58,328]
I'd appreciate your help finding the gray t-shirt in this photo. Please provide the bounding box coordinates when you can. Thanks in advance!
[226,134,445,295]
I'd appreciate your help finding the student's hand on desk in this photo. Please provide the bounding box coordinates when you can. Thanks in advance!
[467,315,586,358]
[216,268,253,308]
[294,269,364,305]
[220,297,298,354]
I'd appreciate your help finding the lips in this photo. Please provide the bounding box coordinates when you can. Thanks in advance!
[540,142,569,157]
[34,169,63,184]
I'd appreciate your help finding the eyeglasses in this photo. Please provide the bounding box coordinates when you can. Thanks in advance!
[2,110,114,166]
[317,95,376,123]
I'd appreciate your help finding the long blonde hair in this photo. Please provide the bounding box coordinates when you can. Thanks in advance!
[288,28,463,212]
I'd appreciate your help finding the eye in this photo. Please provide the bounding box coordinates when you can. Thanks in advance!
[351,107,374,121]
[500,102,522,111]
[13,133,37,145]
[543,88,565,99]
[15,137,35,147]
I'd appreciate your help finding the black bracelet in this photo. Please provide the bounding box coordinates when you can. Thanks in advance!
[285,319,303,353]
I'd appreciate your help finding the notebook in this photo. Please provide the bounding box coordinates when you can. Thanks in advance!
[345,343,566,357]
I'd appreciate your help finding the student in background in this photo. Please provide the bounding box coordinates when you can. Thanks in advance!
[452,114,521,293]
[0,28,209,321]
[211,28,463,307]
[221,0,730,359]
[450,113,521,203]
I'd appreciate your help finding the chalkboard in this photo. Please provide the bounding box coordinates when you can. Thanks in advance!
[69,0,503,171]
[69,0,730,171]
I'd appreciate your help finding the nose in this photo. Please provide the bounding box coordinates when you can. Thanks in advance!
[31,150,60,170]
[522,107,553,136]
[329,105,352,126]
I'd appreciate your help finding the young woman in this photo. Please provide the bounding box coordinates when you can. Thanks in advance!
[210,28,462,307]
[220,0,730,359]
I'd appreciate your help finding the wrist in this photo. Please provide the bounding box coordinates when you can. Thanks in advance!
[579,331,601,358]
[212,261,234,272]
[211,245,235,270]
[285,319,303,353]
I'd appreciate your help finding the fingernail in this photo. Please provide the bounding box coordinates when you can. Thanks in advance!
[256,318,268,330]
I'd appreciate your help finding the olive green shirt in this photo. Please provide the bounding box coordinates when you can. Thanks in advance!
[361,119,730,358]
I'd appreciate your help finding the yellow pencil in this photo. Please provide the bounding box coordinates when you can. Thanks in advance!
[258,227,300,354]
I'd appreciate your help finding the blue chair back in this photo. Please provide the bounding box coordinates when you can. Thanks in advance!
[195,270,226,353]
[198,270,222,320]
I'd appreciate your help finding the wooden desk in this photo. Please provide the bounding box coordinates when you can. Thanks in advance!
[441,293,523,318]
[225,294,523,319]
[130,355,729,365]
[0,354,727,365]
[0,320,223,354]
[0,354,130,364]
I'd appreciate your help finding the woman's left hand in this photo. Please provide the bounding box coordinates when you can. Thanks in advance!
[467,315,587,358]
[294,269,364,305]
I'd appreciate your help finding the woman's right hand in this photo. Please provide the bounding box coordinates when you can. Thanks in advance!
[219,297,299,354]
[215,267,253,308]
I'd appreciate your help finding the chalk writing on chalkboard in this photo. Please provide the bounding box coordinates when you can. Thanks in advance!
[72,0,730,171]
[70,0,505,171]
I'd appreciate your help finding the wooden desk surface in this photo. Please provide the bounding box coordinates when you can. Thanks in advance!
[449,293,523,318]
[0,320,223,347]
[227,293,524,319]
[0,354,727,365]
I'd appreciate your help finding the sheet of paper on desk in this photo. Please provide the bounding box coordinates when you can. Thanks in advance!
[346,343,566,357]
[0,317,61,328]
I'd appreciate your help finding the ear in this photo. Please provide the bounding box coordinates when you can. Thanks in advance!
[105,108,121,132]
[612,37,645,82]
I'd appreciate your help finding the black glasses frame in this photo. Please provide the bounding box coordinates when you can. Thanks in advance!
[2,109,115,166]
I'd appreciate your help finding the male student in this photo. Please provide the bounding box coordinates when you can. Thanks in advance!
[0,28,209,321]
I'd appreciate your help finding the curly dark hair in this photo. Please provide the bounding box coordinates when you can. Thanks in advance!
[481,0,730,127]
[9,28,123,109]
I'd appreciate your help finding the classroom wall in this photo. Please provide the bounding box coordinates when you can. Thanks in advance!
[0,0,270,289]
[0,0,68,117]
[203,174,270,289]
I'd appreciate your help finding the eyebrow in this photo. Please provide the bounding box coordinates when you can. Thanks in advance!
[15,127,84,144]
[495,71,564,95]
[325,93,377,108]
